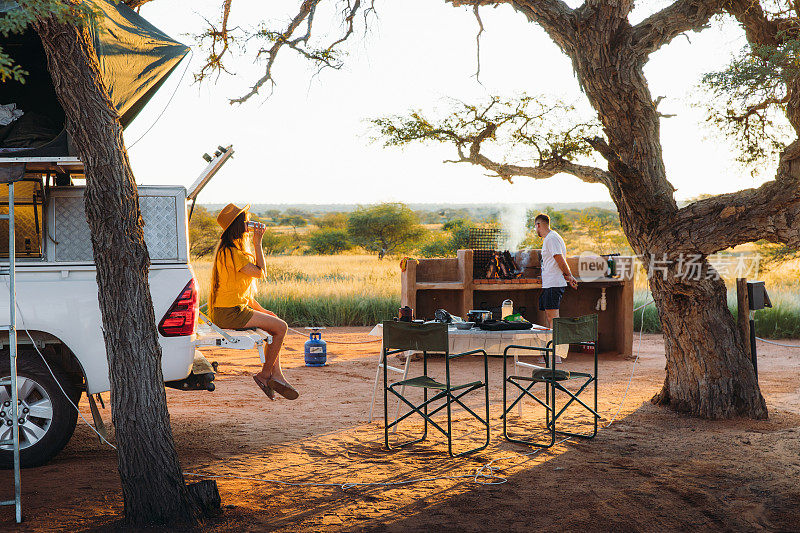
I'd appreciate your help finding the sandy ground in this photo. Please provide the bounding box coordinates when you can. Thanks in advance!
[2,327,800,532]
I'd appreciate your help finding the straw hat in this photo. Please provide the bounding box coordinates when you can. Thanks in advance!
[216,203,250,232]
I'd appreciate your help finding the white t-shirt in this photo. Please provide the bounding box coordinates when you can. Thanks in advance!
[541,230,568,289]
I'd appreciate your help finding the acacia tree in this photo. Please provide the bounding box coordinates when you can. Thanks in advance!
[3,1,217,525]
[199,0,800,419]
[347,203,425,258]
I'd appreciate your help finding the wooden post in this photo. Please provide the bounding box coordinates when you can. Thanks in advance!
[736,277,751,359]
[458,249,473,318]
[619,265,635,357]
[401,258,417,312]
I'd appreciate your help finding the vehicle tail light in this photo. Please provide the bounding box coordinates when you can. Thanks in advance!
[158,278,198,337]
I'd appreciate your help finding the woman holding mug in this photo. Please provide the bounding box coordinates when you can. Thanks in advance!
[209,203,298,400]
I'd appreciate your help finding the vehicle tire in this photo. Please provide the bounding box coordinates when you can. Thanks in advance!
[0,352,79,468]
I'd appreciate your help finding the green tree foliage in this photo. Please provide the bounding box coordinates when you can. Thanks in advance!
[306,227,351,254]
[701,34,800,170]
[418,234,453,258]
[571,212,630,253]
[347,202,425,259]
[188,205,220,257]
[527,206,571,232]
[442,217,472,249]
[0,0,95,82]
[261,228,292,255]
[418,218,473,258]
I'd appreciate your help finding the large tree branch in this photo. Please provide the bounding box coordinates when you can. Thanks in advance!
[229,0,322,103]
[510,0,577,51]
[465,153,611,184]
[630,0,725,57]
[453,128,610,184]
[586,135,675,197]
[222,0,370,103]
[670,180,800,254]
[669,144,800,254]
[725,0,782,47]
[449,0,577,52]
[195,0,234,83]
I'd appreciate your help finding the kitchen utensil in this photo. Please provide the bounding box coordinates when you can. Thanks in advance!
[467,310,492,324]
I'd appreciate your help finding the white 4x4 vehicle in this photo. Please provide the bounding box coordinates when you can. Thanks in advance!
[0,148,238,467]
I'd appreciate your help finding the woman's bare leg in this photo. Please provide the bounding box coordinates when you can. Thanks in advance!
[245,310,289,382]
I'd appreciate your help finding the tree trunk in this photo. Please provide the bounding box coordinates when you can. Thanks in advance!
[567,17,767,418]
[32,13,211,524]
[645,256,767,418]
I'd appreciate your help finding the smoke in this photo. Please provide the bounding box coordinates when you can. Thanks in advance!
[500,204,529,251]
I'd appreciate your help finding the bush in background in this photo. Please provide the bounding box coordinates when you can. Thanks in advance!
[306,227,351,254]
[418,233,453,258]
[314,212,348,229]
[188,206,220,257]
[418,218,474,257]
[261,229,293,255]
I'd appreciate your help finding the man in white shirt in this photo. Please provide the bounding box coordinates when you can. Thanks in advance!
[534,213,578,327]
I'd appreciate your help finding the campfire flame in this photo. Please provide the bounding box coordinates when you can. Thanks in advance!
[485,250,523,280]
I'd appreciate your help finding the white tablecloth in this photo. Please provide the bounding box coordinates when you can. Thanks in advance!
[368,323,568,359]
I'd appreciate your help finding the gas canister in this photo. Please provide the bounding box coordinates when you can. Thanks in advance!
[304,328,327,367]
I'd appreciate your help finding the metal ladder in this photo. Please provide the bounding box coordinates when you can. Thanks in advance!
[0,181,23,523]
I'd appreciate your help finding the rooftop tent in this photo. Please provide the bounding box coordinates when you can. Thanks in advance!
[0,0,190,158]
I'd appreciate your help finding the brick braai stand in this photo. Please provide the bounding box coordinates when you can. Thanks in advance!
[401,249,635,356]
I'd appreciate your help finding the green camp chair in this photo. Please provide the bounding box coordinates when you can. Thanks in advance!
[382,321,490,457]
[502,314,599,447]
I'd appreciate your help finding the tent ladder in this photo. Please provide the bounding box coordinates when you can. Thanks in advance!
[0,182,23,523]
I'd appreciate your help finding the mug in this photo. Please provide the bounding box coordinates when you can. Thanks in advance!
[398,306,414,322]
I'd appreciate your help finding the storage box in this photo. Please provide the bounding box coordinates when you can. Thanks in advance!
[48,185,188,263]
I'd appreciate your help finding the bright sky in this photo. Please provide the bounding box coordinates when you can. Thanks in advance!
[125,0,770,206]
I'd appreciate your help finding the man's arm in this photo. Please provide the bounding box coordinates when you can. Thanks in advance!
[553,254,578,289]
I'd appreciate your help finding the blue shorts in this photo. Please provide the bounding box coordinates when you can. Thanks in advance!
[539,286,566,311]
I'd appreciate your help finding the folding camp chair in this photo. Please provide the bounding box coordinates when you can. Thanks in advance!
[382,321,490,457]
[368,337,414,430]
[502,314,599,447]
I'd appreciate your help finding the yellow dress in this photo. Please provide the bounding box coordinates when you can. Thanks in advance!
[211,246,257,329]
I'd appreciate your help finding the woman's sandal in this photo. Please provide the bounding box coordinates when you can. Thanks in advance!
[253,375,275,400]
[267,377,299,400]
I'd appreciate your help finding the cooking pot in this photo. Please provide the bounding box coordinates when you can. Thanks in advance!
[467,310,492,324]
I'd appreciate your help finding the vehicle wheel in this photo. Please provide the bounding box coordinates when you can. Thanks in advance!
[0,353,79,468]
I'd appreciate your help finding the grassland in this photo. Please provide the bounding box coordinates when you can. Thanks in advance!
[193,254,400,327]
[634,258,800,338]
[193,254,800,337]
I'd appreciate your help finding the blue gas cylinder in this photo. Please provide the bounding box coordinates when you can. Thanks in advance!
[304,330,327,367]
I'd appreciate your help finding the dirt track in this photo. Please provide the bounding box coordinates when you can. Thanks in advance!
[2,328,800,531]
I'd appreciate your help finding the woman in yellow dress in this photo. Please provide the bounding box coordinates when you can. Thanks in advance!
[209,203,298,400]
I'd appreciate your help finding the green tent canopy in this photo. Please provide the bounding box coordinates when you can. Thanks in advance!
[0,0,190,157]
